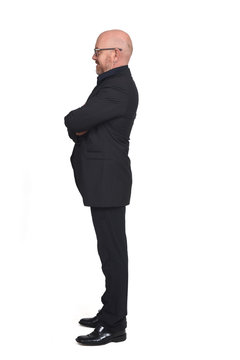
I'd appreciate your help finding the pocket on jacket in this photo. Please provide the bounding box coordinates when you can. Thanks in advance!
[85,147,114,160]
[85,150,106,159]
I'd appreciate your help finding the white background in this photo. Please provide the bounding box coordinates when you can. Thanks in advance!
[0,0,239,359]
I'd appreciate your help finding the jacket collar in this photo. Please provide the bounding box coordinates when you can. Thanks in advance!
[97,65,129,85]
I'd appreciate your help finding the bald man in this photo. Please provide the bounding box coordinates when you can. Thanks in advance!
[64,30,139,346]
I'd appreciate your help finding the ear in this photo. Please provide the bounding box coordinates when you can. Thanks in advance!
[113,48,120,63]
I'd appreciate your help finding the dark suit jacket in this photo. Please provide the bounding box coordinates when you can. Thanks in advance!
[64,66,139,207]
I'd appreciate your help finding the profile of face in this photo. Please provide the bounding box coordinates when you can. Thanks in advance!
[92,38,118,75]
[92,48,114,75]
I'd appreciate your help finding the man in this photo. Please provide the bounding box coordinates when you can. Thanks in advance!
[64,29,139,346]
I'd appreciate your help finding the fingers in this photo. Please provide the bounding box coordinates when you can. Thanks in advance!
[76,130,88,136]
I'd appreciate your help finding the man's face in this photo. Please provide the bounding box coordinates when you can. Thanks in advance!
[92,38,114,75]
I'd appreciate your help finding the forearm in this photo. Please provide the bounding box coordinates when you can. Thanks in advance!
[64,86,127,132]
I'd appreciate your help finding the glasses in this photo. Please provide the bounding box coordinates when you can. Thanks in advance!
[94,48,122,57]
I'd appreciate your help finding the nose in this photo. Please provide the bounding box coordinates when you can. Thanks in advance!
[92,53,97,60]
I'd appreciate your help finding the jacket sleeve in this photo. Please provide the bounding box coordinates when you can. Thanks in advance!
[64,86,128,132]
[67,128,78,142]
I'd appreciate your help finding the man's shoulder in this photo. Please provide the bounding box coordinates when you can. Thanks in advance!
[99,68,134,88]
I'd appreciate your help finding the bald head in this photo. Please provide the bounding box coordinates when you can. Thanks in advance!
[97,30,133,61]
[92,29,133,75]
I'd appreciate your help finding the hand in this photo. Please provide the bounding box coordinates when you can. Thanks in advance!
[76,130,88,136]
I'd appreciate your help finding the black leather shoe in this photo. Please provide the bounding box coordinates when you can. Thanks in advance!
[75,325,127,346]
[79,312,100,328]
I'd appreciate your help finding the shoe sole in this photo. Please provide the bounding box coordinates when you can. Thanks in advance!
[76,333,127,346]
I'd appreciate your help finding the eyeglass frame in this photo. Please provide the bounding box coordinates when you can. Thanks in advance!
[94,48,122,57]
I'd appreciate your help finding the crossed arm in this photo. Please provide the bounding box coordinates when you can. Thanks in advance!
[65,86,127,138]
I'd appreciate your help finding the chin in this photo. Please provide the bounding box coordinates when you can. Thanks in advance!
[96,65,102,75]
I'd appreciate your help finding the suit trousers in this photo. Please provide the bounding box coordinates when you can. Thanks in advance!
[90,206,128,333]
